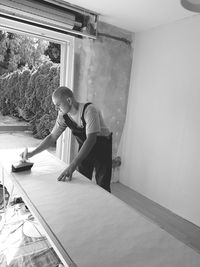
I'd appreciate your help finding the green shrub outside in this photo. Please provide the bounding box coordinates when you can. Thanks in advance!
[0,61,60,139]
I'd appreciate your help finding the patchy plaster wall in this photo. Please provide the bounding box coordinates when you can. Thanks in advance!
[72,22,133,159]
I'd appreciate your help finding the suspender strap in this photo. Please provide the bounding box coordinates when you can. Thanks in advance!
[81,102,92,127]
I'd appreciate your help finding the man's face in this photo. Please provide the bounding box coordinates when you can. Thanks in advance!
[52,95,71,114]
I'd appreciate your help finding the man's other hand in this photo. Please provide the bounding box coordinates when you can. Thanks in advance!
[57,163,76,182]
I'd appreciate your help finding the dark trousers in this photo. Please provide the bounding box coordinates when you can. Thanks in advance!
[77,134,112,192]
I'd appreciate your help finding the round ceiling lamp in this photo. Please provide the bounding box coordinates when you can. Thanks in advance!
[181,0,200,12]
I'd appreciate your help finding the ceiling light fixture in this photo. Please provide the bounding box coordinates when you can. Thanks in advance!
[181,0,200,12]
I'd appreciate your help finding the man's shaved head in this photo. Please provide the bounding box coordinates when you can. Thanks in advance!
[52,86,76,114]
[52,86,73,100]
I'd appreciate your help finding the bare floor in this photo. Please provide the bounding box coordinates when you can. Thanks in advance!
[0,113,28,126]
[1,130,200,256]
[0,113,55,154]
[111,182,200,254]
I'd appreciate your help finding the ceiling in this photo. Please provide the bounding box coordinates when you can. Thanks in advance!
[64,0,199,32]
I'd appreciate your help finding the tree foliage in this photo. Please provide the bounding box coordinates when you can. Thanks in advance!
[0,62,60,139]
[0,30,61,139]
[0,30,50,75]
[44,42,60,63]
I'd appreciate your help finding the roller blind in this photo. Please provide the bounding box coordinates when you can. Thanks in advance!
[0,0,98,38]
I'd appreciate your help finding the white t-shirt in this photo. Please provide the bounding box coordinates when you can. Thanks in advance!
[51,103,110,140]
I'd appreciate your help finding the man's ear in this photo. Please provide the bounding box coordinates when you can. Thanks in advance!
[67,97,72,105]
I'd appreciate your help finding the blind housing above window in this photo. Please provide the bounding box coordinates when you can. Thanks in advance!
[0,0,98,39]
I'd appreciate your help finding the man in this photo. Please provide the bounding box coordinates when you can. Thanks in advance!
[22,86,112,192]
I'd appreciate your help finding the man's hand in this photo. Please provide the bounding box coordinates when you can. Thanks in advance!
[57,163,77,182]
[20,148,33,161]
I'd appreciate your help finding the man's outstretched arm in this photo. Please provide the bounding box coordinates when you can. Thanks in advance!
[21,134,57,159]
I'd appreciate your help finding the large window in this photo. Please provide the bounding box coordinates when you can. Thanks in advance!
[0,16,74,164]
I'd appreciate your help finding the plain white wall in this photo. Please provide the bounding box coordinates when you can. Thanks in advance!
[119,15,200,227]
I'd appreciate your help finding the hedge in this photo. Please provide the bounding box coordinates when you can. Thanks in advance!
[0,61,60,139]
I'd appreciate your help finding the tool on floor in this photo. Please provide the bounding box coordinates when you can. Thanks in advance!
[11,148,34,172]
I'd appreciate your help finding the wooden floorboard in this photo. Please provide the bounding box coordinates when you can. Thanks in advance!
[111,182,200,254]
